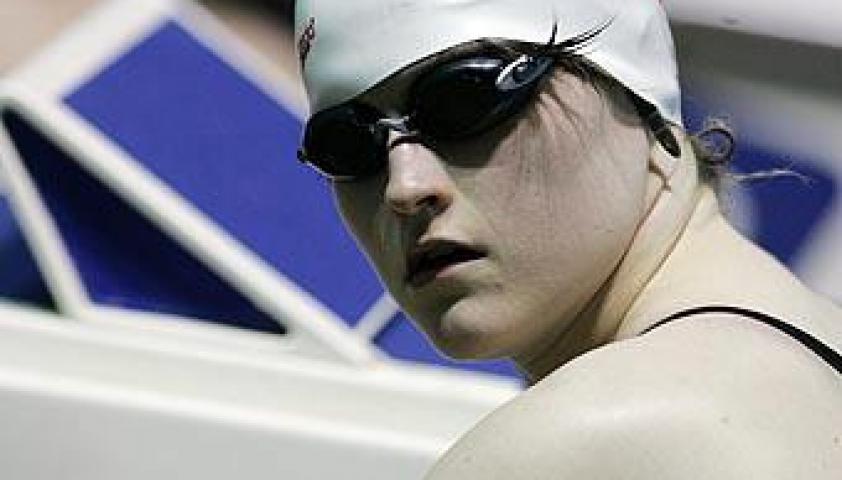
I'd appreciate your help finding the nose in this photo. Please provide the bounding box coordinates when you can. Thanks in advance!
[384,136,453,218]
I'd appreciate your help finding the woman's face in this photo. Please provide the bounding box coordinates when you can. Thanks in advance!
[332,59,652,360]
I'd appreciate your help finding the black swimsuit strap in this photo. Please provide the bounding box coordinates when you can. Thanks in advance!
[643,305,842,375]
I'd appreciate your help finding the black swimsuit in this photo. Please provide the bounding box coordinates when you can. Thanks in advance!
[644,305,842,375]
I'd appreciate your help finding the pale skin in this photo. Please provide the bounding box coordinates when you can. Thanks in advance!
[331,51,842,478]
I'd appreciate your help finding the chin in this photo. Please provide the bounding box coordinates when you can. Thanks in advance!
[417,309,517,361]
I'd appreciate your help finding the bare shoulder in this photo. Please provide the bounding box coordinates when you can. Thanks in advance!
[426,316,842,480]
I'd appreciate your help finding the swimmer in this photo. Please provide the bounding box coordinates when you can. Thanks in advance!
[294,1,842,477]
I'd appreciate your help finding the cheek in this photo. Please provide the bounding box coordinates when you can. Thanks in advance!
[542,118,648,268]
[333,187,368,243]
[332,183,390,272]
[478,86,649,308]
[525,81,650,230]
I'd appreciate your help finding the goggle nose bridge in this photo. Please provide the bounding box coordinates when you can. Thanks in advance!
[375,116,415,135]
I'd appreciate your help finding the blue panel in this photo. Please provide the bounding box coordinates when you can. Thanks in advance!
[3,110,283,333]
[682,97,837,266]
[0,195,55,310]
[64,21,382,325]
[377,313,523,379]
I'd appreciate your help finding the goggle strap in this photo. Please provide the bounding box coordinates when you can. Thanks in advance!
[633,97,681,158]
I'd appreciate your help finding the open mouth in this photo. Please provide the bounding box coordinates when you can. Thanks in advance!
[406,240,486,288]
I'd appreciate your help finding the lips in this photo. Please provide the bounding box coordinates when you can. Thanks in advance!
[405,240,486,288]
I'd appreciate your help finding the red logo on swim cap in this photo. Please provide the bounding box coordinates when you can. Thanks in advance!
[298,17,316,69]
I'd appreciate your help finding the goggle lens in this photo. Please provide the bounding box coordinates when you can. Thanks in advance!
[299,103,387,180]
[411,58,508,140]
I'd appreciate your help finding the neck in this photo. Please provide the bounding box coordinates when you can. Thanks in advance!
[516,145,704,383]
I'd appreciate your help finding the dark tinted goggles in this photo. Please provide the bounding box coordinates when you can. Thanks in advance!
[297,53,555,181]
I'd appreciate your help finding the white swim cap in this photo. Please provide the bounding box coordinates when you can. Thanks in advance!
[295,0,682,126]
